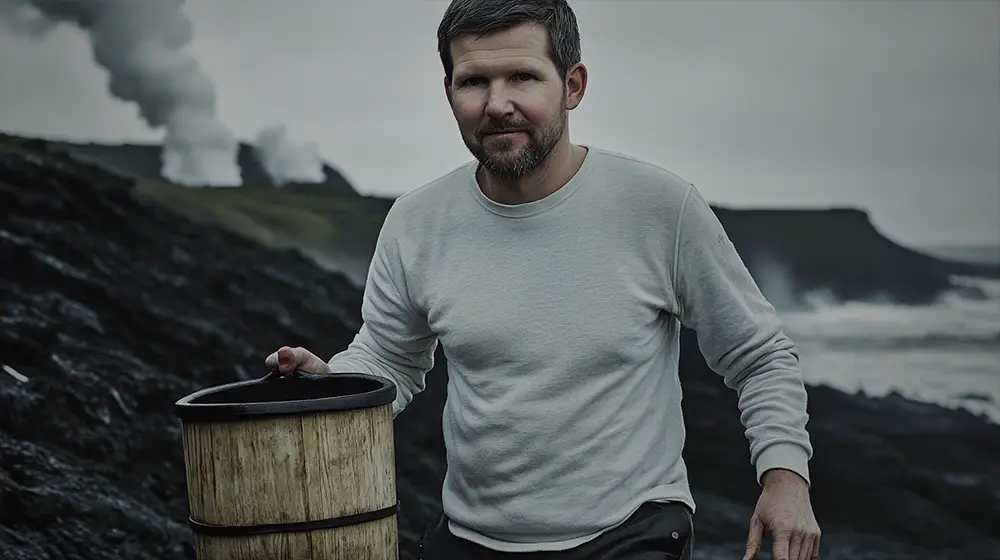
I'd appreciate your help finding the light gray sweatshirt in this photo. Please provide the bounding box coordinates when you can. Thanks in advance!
[327,147,813,552]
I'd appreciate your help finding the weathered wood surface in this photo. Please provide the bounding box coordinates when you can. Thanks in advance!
[181,405,397,559]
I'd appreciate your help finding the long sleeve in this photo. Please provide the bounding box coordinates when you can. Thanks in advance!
[327,206,438,417]
[672,185,813,486]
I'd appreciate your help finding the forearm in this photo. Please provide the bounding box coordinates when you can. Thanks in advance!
[723,330,813,486]
[691,306,812,486]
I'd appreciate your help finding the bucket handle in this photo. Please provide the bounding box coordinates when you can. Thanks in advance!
[260,368,327,382]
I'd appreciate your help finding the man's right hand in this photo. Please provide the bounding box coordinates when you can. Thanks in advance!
[264,346,332,376]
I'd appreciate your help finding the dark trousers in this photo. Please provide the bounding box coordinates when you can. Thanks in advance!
[418,501,695,560]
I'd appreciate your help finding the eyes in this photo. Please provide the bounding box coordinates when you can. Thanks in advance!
[458,72,537,88]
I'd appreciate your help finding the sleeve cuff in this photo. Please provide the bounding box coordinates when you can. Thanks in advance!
[755,442,811,487]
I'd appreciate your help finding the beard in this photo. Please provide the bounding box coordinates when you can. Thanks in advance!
[463,110,566,182]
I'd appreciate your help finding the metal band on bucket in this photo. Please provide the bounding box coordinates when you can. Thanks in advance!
[188,501,400,536]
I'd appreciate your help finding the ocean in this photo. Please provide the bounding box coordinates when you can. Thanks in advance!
[779,244,1000,424]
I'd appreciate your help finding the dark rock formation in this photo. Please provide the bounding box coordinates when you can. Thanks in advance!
[713,207,1000,309]
[17,134,997,308]
[1,142,998,560]
[0,145,363,558]
[7,134,358,195]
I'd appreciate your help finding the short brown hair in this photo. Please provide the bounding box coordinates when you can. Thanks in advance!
[437,0,582,85]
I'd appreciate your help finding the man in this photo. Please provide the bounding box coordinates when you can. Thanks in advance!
[265,1,822,558]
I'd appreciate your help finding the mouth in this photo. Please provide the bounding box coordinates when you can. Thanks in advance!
[483,130,526,138]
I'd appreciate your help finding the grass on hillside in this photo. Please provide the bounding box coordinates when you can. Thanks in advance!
[132,179,388,249]
[1,132,390,260]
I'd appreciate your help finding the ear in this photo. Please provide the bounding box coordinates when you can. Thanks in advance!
[564,62,588,111]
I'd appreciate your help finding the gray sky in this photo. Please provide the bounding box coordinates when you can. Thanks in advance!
[0,0,997,247]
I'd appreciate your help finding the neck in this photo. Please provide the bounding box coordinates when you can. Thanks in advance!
[478,137,586,205]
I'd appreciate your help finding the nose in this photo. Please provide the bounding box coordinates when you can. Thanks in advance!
[484,82,515,119]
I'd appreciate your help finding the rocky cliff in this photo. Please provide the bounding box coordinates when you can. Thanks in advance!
[43,137,358,196]
[18,134,997,306]
[712,206,999,308]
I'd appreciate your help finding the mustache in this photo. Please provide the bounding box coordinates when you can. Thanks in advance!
[480,119,531,135]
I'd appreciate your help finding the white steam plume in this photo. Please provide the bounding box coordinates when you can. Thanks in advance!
[0,0,241,186]
[252,125,325,186]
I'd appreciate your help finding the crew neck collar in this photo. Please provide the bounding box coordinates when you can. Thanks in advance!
[469,146,596,218]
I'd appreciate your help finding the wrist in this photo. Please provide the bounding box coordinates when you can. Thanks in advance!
[762,467,808,487]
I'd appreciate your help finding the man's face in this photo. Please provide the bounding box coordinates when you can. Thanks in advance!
[446,23,572,181]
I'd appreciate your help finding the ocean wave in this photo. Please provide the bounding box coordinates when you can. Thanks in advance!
[785,274,1000,424]
[798,276,1000,311]
[820,331,1000,352]
[782,276,1000,344]
[948,275,1000,300]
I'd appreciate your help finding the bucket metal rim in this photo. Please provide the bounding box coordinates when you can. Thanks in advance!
[173,371,396,422]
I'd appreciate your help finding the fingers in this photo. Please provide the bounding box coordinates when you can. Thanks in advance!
[263,346,301,375]
[789,531,805,560]
[265,351,279,371]
[771,530,791,560]
[800,535,816,560]
[264,346,331,376]
[784,528,821,560]
[799,522,822,559]
[742,515,764,560]
[277,346,299,374]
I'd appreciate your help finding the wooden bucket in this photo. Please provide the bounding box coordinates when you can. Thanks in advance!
[174,369,399,559]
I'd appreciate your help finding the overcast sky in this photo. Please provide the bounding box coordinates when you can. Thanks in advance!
[0,0,997,247]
